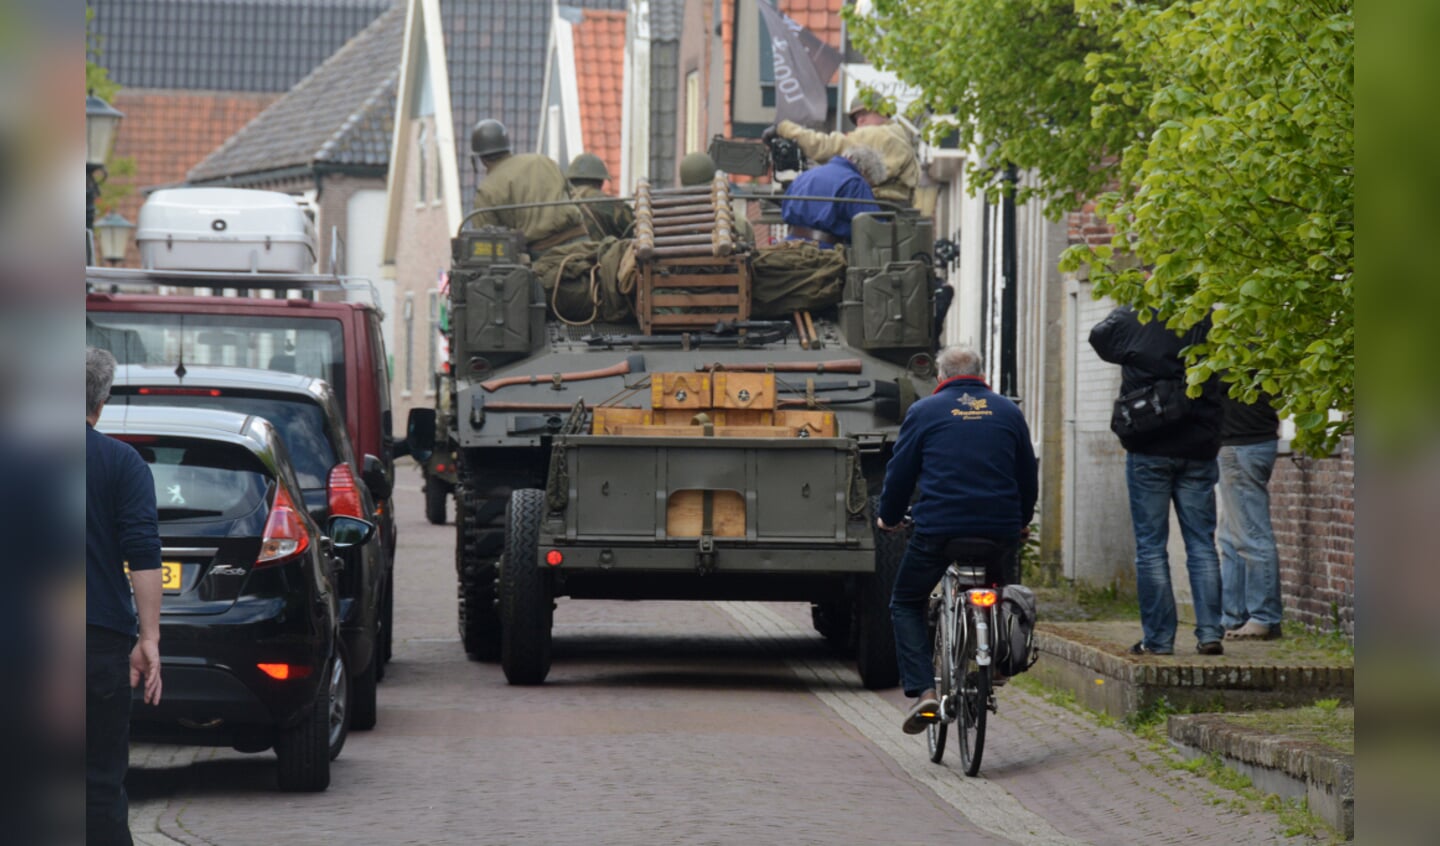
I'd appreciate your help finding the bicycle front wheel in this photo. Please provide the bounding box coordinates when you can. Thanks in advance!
[926,606,950,763]
[957,617,990,777]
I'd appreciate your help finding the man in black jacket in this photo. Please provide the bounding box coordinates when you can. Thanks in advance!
[1089,307,1225,656]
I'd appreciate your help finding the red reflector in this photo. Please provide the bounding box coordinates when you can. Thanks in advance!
[545,549,564,566]
[137,387,222,397]
[435,463,447,472]
[257,663,312,680]
[968,589,999,608]
[327,462,365,518]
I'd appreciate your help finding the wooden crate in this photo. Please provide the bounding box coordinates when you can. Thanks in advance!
[636,254,752,334]
[665,489,746,537]
[712,372,775,411]
[651,373,710,410]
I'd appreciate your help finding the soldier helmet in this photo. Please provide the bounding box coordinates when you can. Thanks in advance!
[679,152,717,186]
[567,152,609,183]
[848,94,879,120]
[470,119,511,157]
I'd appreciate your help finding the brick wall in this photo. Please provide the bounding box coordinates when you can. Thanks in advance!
[1271,436,1355,638]
[1066,201,1114,248]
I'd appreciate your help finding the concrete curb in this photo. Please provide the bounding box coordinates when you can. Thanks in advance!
[1168,713,1353,839]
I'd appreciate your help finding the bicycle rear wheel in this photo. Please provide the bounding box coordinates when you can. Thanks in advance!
[957,614,990,777]
[926,605,950,763]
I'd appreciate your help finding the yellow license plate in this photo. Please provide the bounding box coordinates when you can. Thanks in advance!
[161,562,183,591]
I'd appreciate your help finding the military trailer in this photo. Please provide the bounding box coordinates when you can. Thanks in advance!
[418,173,946,688]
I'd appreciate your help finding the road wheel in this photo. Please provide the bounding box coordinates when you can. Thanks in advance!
[810,599,853,653]
[927,609,949,764]
[424,477,448,525]
[349,646,378,731]
[499,488,552,685]
[276,650,344,792]
[856,497,902,690]
[958,634,990,777]
[456,470,504,661]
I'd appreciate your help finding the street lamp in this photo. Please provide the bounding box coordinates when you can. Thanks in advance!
[86,94,124,238]
[93,210,136,266]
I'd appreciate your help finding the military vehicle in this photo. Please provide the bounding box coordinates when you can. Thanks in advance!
[413,145,949,688]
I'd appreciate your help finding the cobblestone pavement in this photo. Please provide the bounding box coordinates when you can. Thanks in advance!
[127,481,1312,845]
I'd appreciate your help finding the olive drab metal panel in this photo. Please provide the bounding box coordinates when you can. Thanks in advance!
[839,263,932,350]
[849,212,935,270]
[453,265,544,355]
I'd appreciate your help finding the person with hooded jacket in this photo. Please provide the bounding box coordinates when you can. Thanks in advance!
[1089,306,1225,657]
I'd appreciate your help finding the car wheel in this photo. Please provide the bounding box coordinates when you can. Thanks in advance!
[856,496,902,690]
[350,646,378,731]
[499,488,552,685]
[275,651,344,792]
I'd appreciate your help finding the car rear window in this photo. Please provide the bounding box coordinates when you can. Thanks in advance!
[124,394,338,490]
[86,312,347,409]
[113,436,271,522]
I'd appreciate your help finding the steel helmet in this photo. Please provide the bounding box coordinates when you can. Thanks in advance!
[679,152,717,186]
[470,119,511,157]
[847,95,872,120]
[567,152,609,182]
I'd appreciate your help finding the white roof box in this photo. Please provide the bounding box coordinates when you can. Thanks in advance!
[136,187,318,274]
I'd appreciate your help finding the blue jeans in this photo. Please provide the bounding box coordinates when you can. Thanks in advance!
[1218,441,1283,627]
[87,626,135,846]
[1125,453,1224,650]
[889,532,1016,697]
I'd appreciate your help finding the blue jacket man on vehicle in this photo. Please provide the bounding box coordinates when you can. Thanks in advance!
[780,146,885,246]
[876,346,1037,734]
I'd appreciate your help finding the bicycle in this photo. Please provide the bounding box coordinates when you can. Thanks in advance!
[924,537,1015,776]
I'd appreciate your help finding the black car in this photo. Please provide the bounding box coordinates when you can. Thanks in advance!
[96,405,374,791]
[110,365,392,730]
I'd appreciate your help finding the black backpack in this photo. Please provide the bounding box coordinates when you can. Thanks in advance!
[994,584,1039,677]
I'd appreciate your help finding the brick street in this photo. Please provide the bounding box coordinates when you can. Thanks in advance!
[127,479,1311,845]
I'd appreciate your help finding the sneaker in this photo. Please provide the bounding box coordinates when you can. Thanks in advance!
[1128,641,1173,656]
[1196,640,1224,655]
[902,690,941,735]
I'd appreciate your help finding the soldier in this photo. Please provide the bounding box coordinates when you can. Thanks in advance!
[566,152,634,240]
[763,95,918,207]
[780,146,885,247]
[678,152,755,245]
[470,119,588,259]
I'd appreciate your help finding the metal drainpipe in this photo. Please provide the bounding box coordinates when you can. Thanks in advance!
[1000,164,1018,397]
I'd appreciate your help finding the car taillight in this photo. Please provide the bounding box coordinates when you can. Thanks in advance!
[257,485,310,566]
[327,462,365,518]
[257,663,313,680]
[137,387,223,397]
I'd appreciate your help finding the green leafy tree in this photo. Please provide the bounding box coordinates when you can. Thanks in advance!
[848,0,1353,455]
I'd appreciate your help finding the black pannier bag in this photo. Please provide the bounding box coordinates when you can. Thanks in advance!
[1110,378,1192,438]
[995,584,1039,677]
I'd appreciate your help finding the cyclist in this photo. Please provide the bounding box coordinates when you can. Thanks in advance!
[876,346,1038,734]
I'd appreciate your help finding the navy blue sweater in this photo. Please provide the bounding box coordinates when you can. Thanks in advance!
[87,424,162,636]
[878,377,1038,537]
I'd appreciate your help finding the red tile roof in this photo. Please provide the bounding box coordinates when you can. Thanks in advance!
[779,0,844,51]
[573,9,627,193]
[105,90,275,266]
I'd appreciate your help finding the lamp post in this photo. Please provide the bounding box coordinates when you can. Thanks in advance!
[86,94,125,262]
[94,210,136,266]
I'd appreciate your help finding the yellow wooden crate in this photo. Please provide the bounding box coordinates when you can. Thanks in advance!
[712,371,775,411]
[652,373,710,410]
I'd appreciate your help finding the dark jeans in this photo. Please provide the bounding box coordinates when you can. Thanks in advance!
[889,532,1017,697]
[1125,453,1224,651]
[87,625,135,846]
